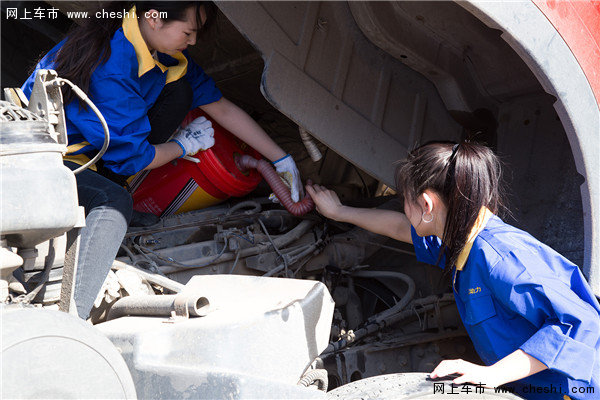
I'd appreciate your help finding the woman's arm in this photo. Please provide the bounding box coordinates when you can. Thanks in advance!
[306,184,413,243]
[200,97,305,202]
[430,349,547,388]
[143,142,183,170]
[200,97,286,162]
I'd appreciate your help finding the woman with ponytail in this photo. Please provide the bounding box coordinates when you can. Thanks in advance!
[20,1,303,320]
[307,141,599,399]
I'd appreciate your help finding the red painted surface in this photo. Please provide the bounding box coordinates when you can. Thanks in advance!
[532,0,600,108]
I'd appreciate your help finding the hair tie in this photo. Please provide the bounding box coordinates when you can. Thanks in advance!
[444,143,460,194]
[447,143,460,167]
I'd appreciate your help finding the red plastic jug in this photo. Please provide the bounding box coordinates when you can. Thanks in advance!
[130,109,263,217]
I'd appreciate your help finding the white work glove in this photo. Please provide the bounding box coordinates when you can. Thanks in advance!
[170,116,215,157]
[272,154,304,202]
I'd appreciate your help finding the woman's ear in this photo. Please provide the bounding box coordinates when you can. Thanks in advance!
[146,9,162,30]
[420,191,435,214]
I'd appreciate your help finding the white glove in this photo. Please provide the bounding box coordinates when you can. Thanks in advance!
[171,116,215,157]
[273,154,304,202]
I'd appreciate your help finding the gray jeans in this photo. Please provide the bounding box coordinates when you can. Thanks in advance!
[63,78,191,319]
[65,161,132,319]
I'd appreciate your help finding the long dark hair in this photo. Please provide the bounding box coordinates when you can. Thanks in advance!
[52,1,216,105]
[396,141,506,270]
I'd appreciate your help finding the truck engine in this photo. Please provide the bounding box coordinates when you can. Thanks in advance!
[1,1,598,399]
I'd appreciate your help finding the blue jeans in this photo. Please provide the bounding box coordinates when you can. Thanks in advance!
[65,161,132,319]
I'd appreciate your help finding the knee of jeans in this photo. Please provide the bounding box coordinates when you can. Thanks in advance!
[109,186,133,224]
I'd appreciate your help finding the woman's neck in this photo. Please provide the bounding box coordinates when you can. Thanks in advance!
[431,204,447,239]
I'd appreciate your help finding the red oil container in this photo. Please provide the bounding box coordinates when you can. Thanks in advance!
[130,109,263,217]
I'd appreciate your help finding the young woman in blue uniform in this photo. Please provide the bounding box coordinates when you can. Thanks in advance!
[306,141,599,399]
[21,1,303,319]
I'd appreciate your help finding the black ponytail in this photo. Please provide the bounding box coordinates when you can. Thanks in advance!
[396,141,506,270]
[51,1,216,106]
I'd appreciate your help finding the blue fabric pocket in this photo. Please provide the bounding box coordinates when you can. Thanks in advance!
[464,294,496,325]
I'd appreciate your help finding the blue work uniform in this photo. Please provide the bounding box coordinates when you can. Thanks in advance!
[412,214,600,400]
[21,9,222,176]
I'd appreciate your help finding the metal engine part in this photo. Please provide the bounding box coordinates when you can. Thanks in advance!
[96,275,335,399]
[0,99,78,249]
[110,197,472,391]
[321,296,474,390]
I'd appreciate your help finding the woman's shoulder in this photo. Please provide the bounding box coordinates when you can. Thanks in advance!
[475,216,536,258]
[473,215,578,279]
[93,28,139,80]
[469,216,541,272]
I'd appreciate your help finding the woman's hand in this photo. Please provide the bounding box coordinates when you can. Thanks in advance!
[431,351,548,390]
[430,359,505,388]
[306,184,345,220]
[171,116,215,156]
[273,154,304,202]
[306,184,413,243]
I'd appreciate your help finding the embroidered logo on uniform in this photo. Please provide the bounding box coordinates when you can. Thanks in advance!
[468,287,481,294]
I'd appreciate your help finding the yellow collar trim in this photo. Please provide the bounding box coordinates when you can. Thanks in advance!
[455,207,493,271]
[165,52,188,84]
[122,6,188,82]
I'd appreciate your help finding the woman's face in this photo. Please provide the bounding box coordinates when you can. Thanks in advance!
[403,194,425,235]
[146,6,206,55]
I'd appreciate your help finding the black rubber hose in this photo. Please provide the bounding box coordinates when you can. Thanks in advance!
[323,294,455,353]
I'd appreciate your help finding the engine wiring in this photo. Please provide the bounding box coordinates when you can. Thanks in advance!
[257,217,289,276]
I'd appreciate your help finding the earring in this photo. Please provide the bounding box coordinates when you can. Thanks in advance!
[422,212,433,223]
